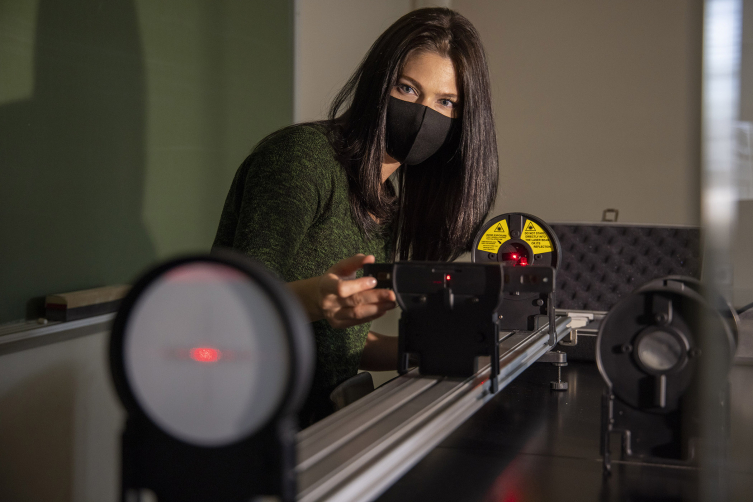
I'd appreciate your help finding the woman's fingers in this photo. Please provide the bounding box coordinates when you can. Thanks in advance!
[317,253,394,329]
[321,286,395,312]
[328,301,397,329]
[345,301,396,320]
[321,278,395,307]
[335,275,379,298]
[343,287,396,306]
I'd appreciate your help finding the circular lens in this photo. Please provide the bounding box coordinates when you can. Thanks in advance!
[123,262,290,446]
[636,330,684,372]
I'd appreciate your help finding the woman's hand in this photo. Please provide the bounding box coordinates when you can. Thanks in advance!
[289,254,397,329]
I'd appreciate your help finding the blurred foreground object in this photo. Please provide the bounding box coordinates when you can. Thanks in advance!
[700,0,745,498]
[109,251,314,502]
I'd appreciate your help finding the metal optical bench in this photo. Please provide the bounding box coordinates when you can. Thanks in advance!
[296,317,572,502]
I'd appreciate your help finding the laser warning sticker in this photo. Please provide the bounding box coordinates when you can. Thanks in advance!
[521,219,553,253]
[477,219,511,252]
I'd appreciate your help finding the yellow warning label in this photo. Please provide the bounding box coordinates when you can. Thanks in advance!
[476,219,511,253]
[521,219,553,254]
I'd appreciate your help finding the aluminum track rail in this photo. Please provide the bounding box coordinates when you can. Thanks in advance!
[296,316,572,502]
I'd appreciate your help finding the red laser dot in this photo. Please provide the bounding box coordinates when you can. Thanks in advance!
[446,274,451,281]
[190,347,221,363]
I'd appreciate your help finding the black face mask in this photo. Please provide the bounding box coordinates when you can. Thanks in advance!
[385,96,454,165]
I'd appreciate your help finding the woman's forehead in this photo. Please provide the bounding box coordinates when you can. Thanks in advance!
[400,51,459,97]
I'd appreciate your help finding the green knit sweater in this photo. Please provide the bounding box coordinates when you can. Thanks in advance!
[212,124,391,425]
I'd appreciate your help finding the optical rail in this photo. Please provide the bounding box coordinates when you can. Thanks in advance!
[296,316,572,502]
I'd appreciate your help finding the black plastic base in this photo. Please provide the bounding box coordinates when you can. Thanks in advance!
[398,309,500,386]
[121,416,297,502]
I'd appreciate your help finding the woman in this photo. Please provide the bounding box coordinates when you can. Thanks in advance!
[213,7,498,425]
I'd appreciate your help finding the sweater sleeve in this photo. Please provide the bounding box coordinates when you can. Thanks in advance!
[214,127,333,280]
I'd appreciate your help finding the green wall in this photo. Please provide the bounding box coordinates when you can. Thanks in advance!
[0,0,294,324]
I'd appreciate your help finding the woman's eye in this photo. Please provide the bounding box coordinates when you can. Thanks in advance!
[398,84,416,95]
[439,99,455,108]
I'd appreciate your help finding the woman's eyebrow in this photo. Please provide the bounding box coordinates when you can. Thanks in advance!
[398,75,423,90]
[438,92,459,100]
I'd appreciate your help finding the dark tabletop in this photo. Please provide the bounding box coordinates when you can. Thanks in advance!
[376,362,753,502]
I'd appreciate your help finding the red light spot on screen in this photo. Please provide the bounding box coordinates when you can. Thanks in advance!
[190,347,221,363]
[445,274,451,281]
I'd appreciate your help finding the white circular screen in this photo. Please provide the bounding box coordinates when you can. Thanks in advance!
[124,262,290,446]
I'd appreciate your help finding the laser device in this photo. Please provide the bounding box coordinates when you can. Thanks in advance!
[471,212,562,331]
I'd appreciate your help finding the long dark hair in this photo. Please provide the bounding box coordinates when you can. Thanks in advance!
[329,8,499,260]
[329,7,498,261]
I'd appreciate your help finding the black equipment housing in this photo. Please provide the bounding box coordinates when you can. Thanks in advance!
[364,262,554,393]
[120,416,297,502]
[596,276,738,473]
